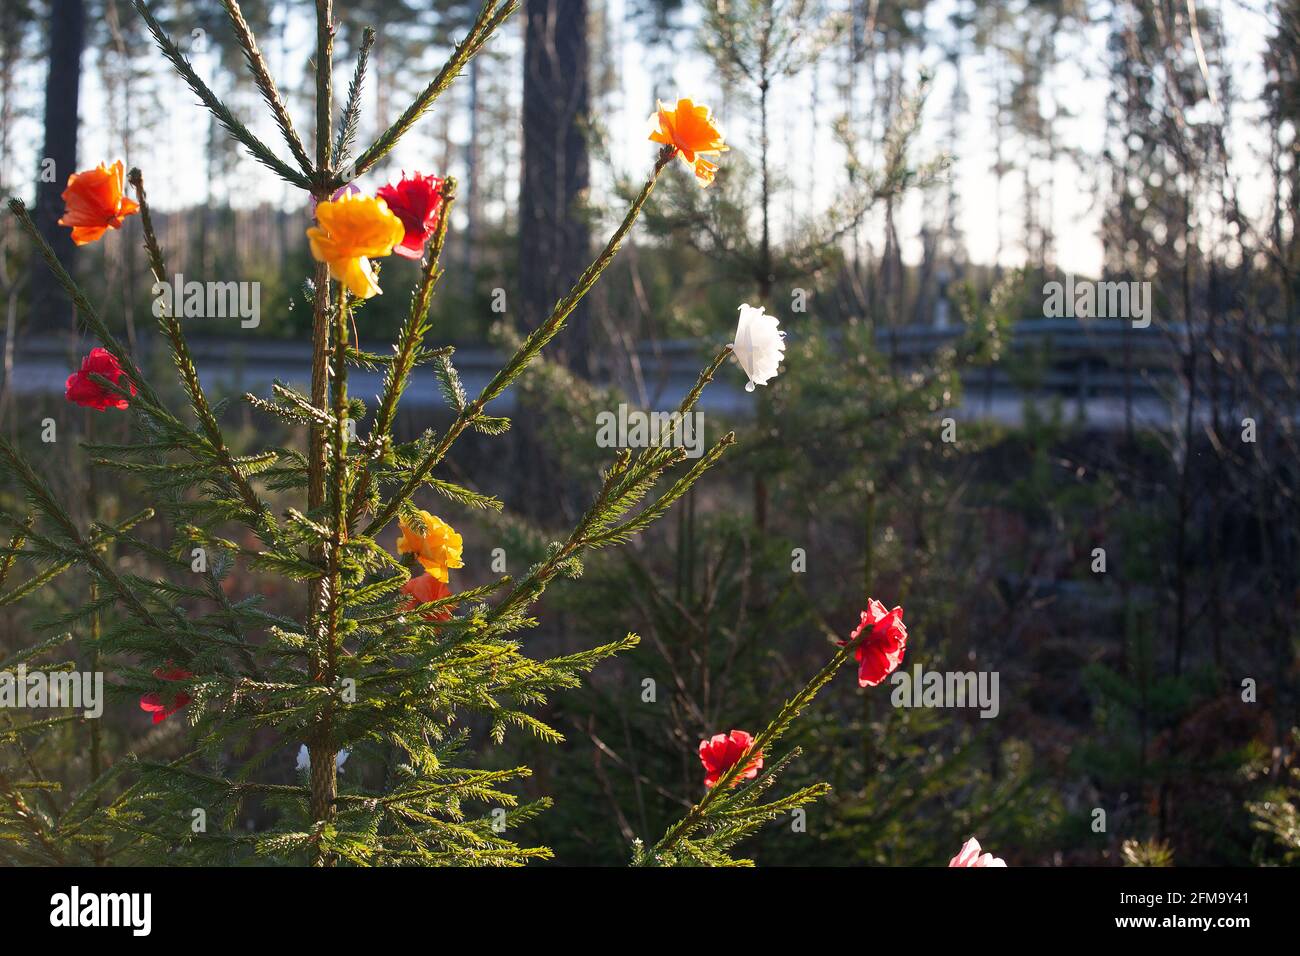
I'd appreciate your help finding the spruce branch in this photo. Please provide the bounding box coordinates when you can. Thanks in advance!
[128,169,273,528]
[608,344,732,499]
[1,703,68,822]
[7,198,248,510]
[6,199,160,409]
[588,432,736,547]
[333,26,375,165]
[0,632,76,674]
[481,342,735,618]
[433,353,468,413]
[640,624,870,864]
[0,767,67,864]
[219,0,314,173]
[488,361,732,620]
[130,0,313,190]
[361,146,676,539]
[346,178,458,529]
[476,146,676,411]
[0,516,32,592]
[0,510,152,606]
[0,437,166,633]
[347,576,511,626]
[347,0,516,182]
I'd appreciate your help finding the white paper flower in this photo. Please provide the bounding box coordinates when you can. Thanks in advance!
[730,303,785,392]
[296,745,350,774]
[948,836,1007,867]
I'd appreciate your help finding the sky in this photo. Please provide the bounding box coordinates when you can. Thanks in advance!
[1,0,1283,282]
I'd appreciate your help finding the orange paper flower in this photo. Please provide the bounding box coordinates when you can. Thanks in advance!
[395,509,464,583]
[400,574,455,622]
[58,160,139,245]
[306,193,405,298]
[649,98,728,187]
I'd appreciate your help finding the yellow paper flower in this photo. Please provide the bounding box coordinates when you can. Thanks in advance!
[692,157,719,188]
[396,509,464,583]
[306,194,405,298]
[649,98,729,187]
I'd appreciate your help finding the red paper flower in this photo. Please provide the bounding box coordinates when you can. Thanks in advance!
[841,599,908,687]
[698,729,763,789]
[400,573,454,622]
[65,347,136,411]
[139,664,193,724]
[376,172,445,260]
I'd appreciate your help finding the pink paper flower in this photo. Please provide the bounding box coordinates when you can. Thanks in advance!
[308,182,361,216]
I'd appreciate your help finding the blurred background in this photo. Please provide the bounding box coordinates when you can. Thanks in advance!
[1,0,1298,865]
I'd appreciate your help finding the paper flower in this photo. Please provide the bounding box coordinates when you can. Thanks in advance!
[296,745,351,774]
[649,97,728,187]
[307,182,361,216]
[58,160,139,245]
[948,837,1007,867]
[400,573,454,621]
[839,599,908,687]
[377,172,446,259]
[395,509,464,583]
[698,729,763,789]
[691,157,719,187]
[66,347,136,411]
[139,664,193,724]
[730,304,785,392]
[306,193,405,298]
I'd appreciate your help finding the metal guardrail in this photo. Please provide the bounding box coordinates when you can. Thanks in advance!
[3,319,1295,429]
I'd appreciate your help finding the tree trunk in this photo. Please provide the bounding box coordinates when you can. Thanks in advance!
[520,0,590,374]
[31,0,85,331]
[516,0,591,524]
[465,55,480,300]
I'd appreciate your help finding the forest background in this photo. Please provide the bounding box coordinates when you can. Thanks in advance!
[1,0,1298,866]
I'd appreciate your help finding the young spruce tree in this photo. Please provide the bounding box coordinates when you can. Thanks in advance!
[0,0,906,867]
